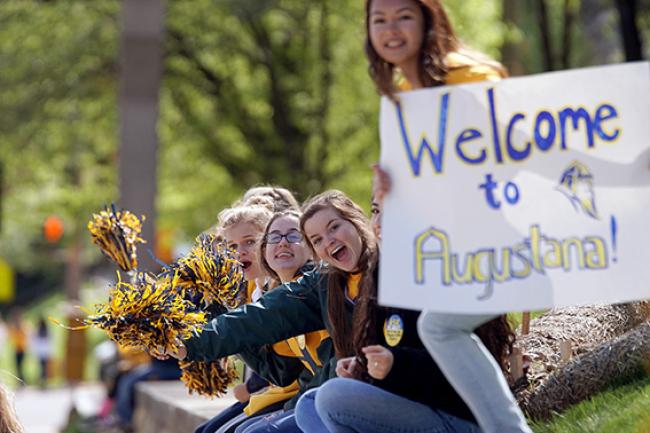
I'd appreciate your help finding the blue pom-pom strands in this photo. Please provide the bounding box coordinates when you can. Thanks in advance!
[165,233,246,310]
[85,272,207,358]
[179,359,239,397]
[79,208,246,397]
[83,271,238,396]
[87,204,145,272]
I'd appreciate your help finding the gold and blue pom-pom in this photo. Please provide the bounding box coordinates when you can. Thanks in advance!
[83,214,244,397]
[84,272,206,357]
[167,234,245,309]
[180,359,239,397]
[87,204,145,272]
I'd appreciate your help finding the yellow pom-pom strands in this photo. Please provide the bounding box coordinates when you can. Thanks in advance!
[88,204,145,272]
[168,234,245,310]
[85,273,206,357]
[179,359,239,397]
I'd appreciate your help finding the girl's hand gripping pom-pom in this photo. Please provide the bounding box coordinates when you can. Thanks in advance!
[82,272,207,356]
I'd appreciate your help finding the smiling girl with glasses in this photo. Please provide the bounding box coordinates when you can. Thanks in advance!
[227,210,331,433]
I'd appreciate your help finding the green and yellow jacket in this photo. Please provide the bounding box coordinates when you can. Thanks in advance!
[184,268,337,362]
[210,265,332,412]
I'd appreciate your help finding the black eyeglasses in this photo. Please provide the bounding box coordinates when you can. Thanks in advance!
[266,230,304,244]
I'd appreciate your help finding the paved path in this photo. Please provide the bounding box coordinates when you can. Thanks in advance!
[14,384,104,433]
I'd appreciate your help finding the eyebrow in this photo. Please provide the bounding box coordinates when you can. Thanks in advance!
[371,6,414,15]
[308,217,338,241]
[326,218,339,229]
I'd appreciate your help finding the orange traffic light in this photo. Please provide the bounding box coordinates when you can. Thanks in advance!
[44,215,64,243]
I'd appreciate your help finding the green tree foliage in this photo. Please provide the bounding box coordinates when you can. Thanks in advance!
[0,1,120,272]
[159,0,380,234]
[3,0,642,279]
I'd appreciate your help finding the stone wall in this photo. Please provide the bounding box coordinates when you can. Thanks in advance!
[133,381,238,433]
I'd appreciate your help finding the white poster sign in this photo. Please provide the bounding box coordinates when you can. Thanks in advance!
[378,62,650,314]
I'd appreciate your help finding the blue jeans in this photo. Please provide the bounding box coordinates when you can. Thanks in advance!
[195,401,247,433]
[417,312,532,433]
[234,409,301,433]
[295,378,481,433]
[115,361,181,426]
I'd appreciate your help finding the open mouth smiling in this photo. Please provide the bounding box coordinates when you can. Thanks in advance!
[385,39,406,49]
[330,245,348,262]
[275,251,294,260]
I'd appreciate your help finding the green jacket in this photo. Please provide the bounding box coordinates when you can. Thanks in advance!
[184,268,345,394]
[238,337,335,409]
[184,268,341,360]
[185,266,341,408]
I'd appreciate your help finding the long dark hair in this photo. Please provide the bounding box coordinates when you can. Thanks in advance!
[352,255,516,376]
[301,190,514,377]
[474,315,516,372]
[300,190,378,359]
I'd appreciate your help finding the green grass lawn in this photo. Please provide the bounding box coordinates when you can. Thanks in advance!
[508,310,548,330]
[530,374,650,433]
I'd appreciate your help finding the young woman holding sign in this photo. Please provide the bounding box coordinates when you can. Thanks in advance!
[366,0,532,432]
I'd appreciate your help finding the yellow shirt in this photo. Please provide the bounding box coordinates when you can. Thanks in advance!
[346,273,362,301]
[8,324,27,352]
[397,51,503,91]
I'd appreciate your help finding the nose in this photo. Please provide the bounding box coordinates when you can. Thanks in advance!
[324,233,336,249]
[386,18,400,34]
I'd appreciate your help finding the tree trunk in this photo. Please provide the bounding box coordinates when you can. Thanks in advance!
[313,0,333,189]
[560,0,576,69]
[579,0,621,64]
[501,0,525,76]
[614,0,644,61]
[520,320,650,420]
[536,0,555,71]
[118,0,165,273]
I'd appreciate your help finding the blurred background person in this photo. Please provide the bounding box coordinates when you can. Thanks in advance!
[31,316,53,388]
[7,309,27,386]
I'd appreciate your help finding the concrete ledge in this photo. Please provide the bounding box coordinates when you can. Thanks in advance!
[133,381,238,433]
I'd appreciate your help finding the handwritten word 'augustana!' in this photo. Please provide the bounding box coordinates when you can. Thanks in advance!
[414,225,609,289]
[396,89,620,176]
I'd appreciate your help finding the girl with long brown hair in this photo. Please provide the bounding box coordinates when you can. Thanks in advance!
[366,0,531,432]
[293,190,504,432]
